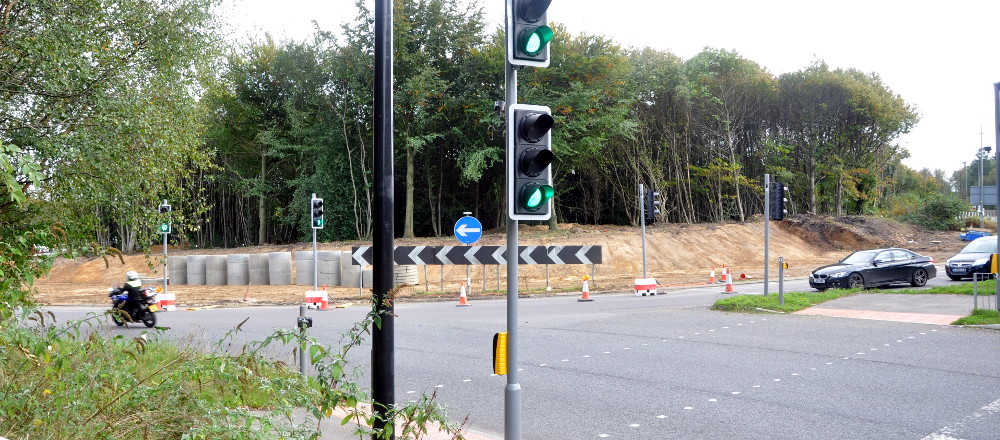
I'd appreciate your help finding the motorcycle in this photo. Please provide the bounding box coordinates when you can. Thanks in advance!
[108,286,159,328]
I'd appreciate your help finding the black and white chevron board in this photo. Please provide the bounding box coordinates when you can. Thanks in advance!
[350,245,602,266]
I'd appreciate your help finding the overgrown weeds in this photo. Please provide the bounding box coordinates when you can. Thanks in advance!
[0,303,467,439]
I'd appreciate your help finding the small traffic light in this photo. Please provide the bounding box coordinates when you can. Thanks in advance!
[769,182,788,221]
[507,103,554,220]
[311,197,324,229]
[158,201,171,234]
[506,0,553,67]
[493,332,508,375]
[644,189,660,223]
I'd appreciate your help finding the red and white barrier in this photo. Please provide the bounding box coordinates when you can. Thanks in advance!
[305,290,329,310]
[634,278,657,296]
[156,293,176,311]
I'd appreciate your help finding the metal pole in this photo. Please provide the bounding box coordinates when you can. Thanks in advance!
[372,0,395,436]
[312,193,318,293]
[162,199,169,297]
[640,183,648,279]
[994,81,1000,308]
[778,256,784,306]
[764,174,770,297]
[162,230,168,296]
[980,146,985,228]
[299,305,307,375]
[504,58,521,440]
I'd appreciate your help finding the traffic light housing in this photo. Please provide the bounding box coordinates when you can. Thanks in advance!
[769,182,787,221]
[644,189,660,223]
[311,197,325,229]
[158,202,171,234]
[506,0,553,67]
[507,103,554,220]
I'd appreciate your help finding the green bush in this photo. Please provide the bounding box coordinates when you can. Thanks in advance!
[0,307,466,440]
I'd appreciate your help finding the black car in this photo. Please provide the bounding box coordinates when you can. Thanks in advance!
[809,248,937,291]
[944,235,996,280]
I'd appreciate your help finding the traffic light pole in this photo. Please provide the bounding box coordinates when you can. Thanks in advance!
[639,184,648,279]
[994,82,999,308]
[504,60,522,440]
[763,174,770,297]
[312,193,318,292]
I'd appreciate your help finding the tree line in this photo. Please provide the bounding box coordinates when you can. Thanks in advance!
[2,0,970,285]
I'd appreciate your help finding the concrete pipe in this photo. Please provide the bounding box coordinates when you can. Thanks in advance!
[186,255,207,285]
[227,254,250,285]
[393,265,419,286]
[249,254,270,285]
[316,251,341,287]
[294,251,314,286]
[167,256,188,285]
[340,250,361,287]
[268,252,292,285]
[205,255,228,286]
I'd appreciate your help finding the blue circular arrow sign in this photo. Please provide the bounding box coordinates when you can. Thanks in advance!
[454,216,483,245]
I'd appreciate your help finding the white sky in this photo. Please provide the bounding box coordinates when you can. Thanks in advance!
[220,0,1000,176]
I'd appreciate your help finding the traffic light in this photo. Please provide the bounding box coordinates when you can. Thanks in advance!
[311,197,324,229]
[506,0,553,67]
[769,182,787,221]
[644,189,660,223]
[507,103,554,220]
[158,202,171,234]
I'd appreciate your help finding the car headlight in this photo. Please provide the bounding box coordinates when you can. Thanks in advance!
[974,257,990,267]
[831,272,846,278]
[945,259,952,266]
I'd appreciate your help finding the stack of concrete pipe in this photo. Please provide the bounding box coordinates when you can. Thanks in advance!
[165,251,412,288]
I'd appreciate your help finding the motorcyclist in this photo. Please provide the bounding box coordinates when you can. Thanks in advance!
[120,271,145,320]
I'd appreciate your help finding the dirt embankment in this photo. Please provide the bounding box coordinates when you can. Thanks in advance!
[33,215,967,307]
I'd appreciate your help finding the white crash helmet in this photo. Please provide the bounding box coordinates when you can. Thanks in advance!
[126,270,139,281]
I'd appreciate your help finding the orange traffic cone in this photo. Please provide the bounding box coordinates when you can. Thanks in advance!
[319,285,330,310]
[722,271,737,294]
[708,268,717,284]
[457,281,471,307]
[578,275,594,302]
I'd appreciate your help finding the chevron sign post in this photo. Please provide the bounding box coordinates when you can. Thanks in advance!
[350,245,602,266]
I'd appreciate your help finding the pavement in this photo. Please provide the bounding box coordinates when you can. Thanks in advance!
[794,293,997,326]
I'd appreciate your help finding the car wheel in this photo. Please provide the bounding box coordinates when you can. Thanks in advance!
[947,275,964,281]
[910,268,928,287]
[848,273,865,289]
[815,288,827,292]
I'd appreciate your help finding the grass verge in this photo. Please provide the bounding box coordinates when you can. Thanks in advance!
[711,289,860,313]
[713,280,1000,326]
[952,309,1000,325]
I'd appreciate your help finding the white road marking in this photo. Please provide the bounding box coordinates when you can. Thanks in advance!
[921,398,1000,440]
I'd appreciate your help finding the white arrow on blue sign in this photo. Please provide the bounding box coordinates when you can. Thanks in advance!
[454,216,483,244]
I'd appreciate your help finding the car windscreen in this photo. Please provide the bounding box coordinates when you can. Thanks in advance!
[959,238,997,254]
[841,251,877,264]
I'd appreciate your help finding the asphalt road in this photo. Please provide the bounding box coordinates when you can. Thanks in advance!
[46,274,1000,440]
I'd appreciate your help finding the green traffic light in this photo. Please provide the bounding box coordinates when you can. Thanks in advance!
[521,183,554,211]
[519,26,552,56]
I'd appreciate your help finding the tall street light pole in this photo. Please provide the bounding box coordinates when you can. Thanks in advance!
[980,146,989,228]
